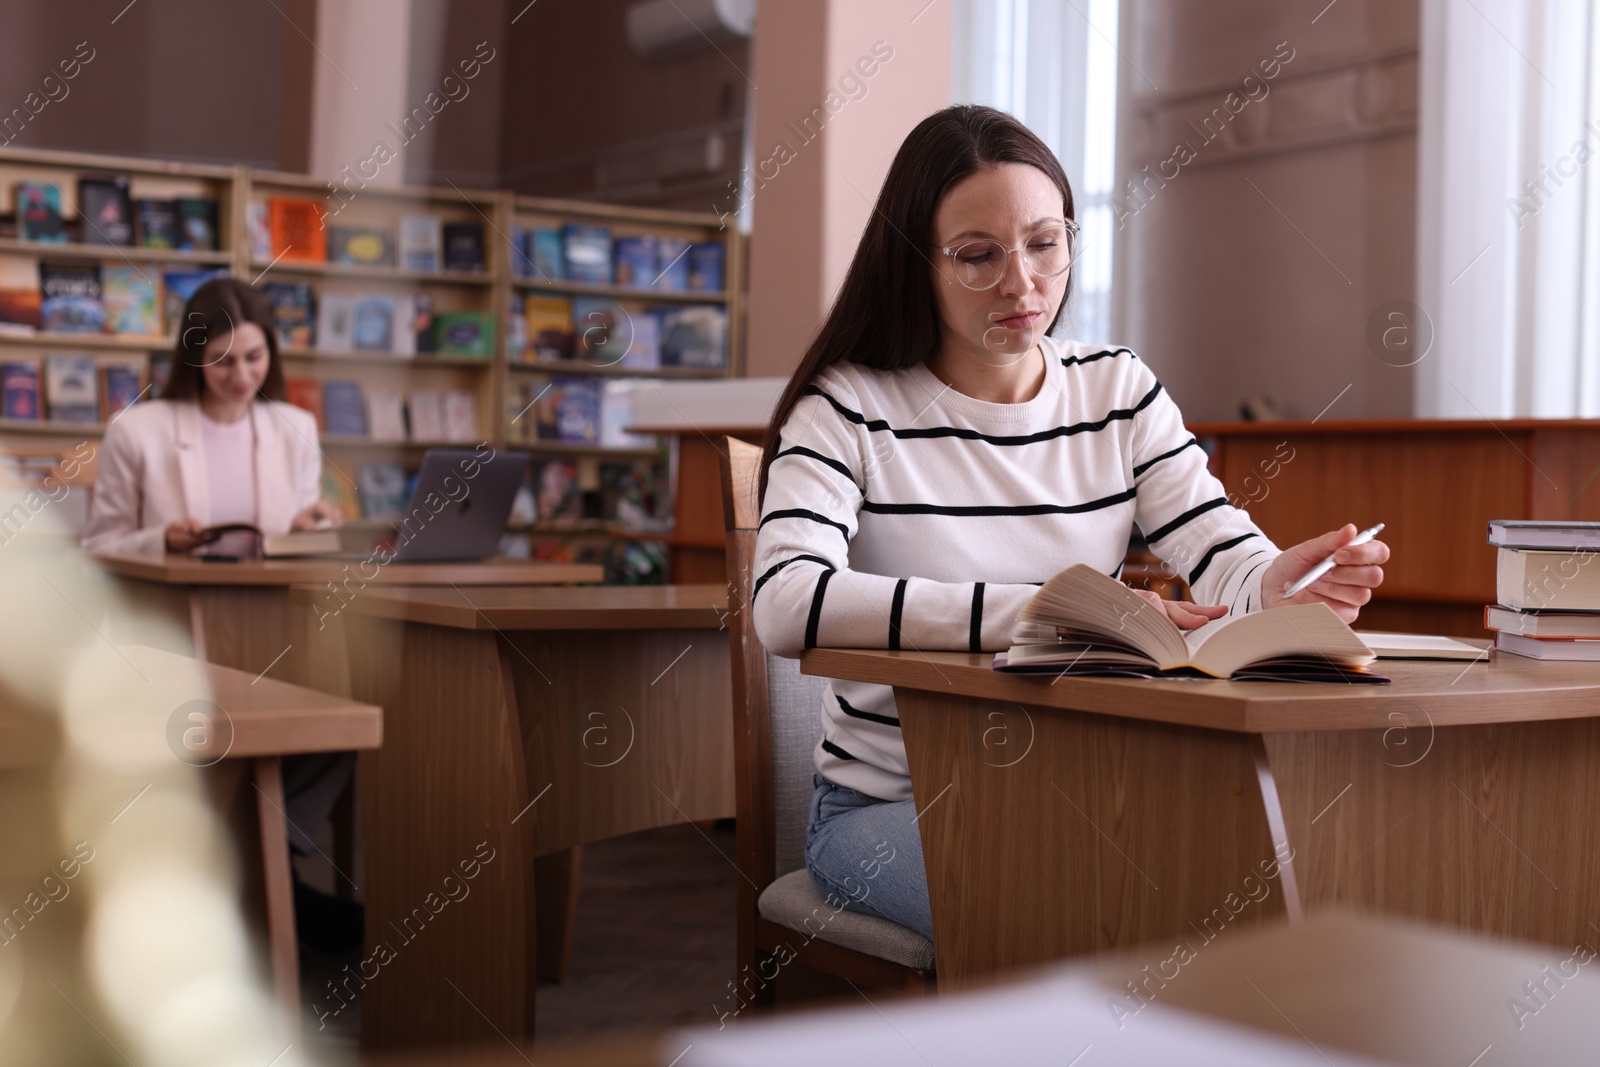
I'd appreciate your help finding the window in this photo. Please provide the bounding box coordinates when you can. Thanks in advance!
[951,0,1121,343]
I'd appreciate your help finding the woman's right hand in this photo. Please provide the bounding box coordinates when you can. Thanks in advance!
[164,518,209,553]
[1132,587,1228,630]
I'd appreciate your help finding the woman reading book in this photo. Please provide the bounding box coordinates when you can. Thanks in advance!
[82,277,339,557]
[751,105,1389,942]
[81,277,358,949]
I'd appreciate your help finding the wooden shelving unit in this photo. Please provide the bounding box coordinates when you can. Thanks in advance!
[0,146,745,574]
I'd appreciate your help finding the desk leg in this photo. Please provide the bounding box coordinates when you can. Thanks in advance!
[344,616,538,1051]
[253,756,301,1036]
[895,689,1286,991]
[535,847,581,982]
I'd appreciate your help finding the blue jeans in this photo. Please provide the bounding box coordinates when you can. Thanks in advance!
[804,772,934,941]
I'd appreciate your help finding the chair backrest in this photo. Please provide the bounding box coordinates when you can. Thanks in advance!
[720,437,826,892]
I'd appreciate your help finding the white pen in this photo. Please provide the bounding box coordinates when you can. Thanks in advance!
[1284,522,1386,598]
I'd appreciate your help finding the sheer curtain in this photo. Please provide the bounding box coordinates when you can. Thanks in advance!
[1417,0,1600,417]
[950,0,1121,344]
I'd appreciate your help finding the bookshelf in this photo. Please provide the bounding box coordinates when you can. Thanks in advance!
[0,146,745,577]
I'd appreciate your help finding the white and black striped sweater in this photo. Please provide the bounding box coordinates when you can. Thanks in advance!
[751,336,1281,802]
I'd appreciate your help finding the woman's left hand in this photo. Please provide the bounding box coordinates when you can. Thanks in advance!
[292,499,343,531]
[1261,523,1389,624]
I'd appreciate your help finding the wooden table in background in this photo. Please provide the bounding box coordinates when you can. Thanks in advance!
[297,583,734,1049]
[1192,418,1600,635]
[91,553,602,690]
[803,645,1600,992]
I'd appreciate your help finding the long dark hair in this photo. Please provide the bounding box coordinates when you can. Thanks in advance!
[758,105,1075,502]
[163,277,286,402]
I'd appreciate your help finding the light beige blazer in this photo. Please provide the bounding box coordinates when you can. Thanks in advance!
[82,398,323,556]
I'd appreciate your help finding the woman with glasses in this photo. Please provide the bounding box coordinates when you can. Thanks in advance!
[751,105,1389,942]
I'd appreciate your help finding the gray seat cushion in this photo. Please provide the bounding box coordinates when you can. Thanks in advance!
[757,869,936,972]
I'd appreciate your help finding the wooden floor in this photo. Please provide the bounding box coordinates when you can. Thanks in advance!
[300,822,739,1061]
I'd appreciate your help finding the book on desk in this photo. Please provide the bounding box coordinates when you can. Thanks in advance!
[992,564,1388,683]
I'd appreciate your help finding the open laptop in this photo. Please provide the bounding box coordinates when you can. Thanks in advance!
[385,448,531,563]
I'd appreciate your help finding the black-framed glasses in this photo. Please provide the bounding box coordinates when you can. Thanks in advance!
[935,218,1078,291]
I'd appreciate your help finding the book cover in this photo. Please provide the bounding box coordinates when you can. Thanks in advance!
[508,223,530,278]
[398,215,441,272]
[162,268,228,333]
[246,202,271,260]
[39,262,105,334]
[322,467,363,520]
[100,362,144,421]
[434,310,493,358]
[534,460,582,523]
[390,295,417,356]
[562,222,612,284]
[406,390,443,440]
[351,296,395,352]
[102,265,162,337]
[442,221,485,272]
[654,236,691,290]
[654,304,727,369]
[285,378,324,429]
[688,241,725,291]
[175,198,220,251]
[529,374,560,440]
[411,292,435,354]
[532,228,565,280]
[316,292,356,352]
[263,281,316,349]
[506,291,526,358]
[366,387,406,442]
[0,258,42,333]
[613,235,657,288]
[622,309,660,369]
[571,297,626,366]
[553,376,601,444]
[523,294,572,361]
[135,198,180,249]
[442,390,477,442]
[1,362,41,420]
[148,353,174,399]
[16,182,66,243]
[328,225,395,267]
[268,197,328,263]
[322,380,366,436]
[357,462,409,517]
[78,176,134,246]
[600,379,653,448]
[44,354,99,422]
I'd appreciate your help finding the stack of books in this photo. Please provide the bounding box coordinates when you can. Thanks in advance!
[1485,520,1600,660]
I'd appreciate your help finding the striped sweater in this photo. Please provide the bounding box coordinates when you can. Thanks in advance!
[750,336,1282,802]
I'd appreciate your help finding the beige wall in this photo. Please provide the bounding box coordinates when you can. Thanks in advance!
[0,0,310,169]
[1115,0,1419,422]
[744,0,951,379]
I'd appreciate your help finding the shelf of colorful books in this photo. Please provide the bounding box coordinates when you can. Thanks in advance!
[0,332,168,351]
[512,277,728,304]
[250,259,494,287]
[279,347,493,370]
[0,238,234,267]
[506,359,724,380]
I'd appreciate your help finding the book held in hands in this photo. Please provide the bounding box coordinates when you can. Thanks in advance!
[993,564,1384,682]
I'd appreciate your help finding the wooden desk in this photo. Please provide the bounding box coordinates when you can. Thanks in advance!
[301,583,734,1049]
[91,553,602,690]
[803,647,1600,991]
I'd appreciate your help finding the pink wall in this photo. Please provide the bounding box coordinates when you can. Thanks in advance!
[745,0,951,379]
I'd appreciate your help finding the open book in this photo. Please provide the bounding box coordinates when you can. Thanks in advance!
[192,523,342,559]
[992,564,1385,683]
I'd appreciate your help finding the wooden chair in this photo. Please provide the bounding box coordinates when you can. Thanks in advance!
[718,436,934,1007]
